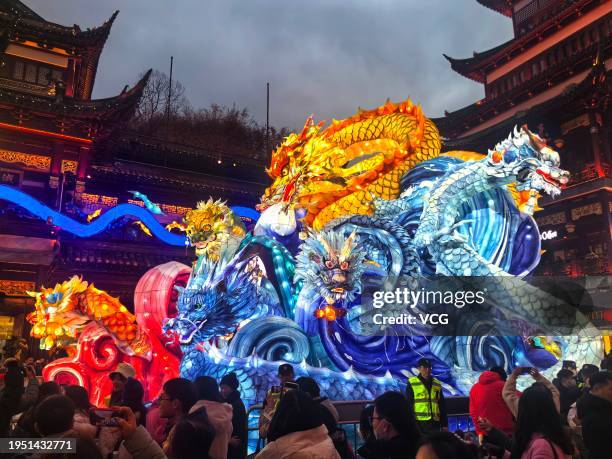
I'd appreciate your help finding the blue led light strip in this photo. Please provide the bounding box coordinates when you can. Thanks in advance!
[0,185,187,246]
[230,206,260,221]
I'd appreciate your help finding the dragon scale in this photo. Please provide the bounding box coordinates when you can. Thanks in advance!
[311,115,441,229]
[413,157,593,337]
[261,100,442,231]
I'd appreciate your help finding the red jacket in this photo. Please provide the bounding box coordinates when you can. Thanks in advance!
[470,371,515,435]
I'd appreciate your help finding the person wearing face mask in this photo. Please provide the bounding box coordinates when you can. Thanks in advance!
[406,358,448,435]
[370,391,421,459]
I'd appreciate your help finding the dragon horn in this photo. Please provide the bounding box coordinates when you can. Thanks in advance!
[522,124,547,150]
[341,230,357,261]
[300,115,314,136]
[318,233,332,257]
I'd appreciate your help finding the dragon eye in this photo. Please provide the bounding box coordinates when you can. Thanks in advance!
[340,261,349,270]
[325,260,335,269]
[194,303,203,310]
[281,167,289,176]
[202,224,212,231]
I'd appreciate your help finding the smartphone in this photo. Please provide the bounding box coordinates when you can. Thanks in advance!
[281,381,299,396]
[270,385,281,394]
[90,408,122,427]
[520,367,532,375]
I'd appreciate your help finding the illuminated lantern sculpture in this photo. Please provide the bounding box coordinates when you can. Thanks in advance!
[29,262,189,405]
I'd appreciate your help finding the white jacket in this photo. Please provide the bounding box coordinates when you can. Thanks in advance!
[256,425,340,459]
[189,399,233,459]
[72,410,97,439]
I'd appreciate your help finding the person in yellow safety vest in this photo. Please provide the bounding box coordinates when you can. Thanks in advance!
[406,358,448,435]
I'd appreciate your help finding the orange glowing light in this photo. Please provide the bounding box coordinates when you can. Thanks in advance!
[314,305,347,321]
[0,122,92,144]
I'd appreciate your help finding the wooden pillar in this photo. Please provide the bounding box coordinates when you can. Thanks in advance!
[65,58,76,98]
[603,190,612,273]
[600,111,612,169]
[48,141,64,206]
[50,141,64,176]
[77,145,90,180]
[588,112,605,178]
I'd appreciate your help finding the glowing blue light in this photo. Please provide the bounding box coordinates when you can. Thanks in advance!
[231,206,260,222]
[0,185,187,246]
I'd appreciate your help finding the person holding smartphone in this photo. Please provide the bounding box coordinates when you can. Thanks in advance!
[258,363,295,439]
[502,367,560,418]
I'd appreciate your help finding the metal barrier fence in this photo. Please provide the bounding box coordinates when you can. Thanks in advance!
[246,396,474,455]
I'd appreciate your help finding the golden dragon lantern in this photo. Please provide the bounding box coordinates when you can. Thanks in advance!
[167,198,247,261]
[259,98,442,230]
[27,276,151,359]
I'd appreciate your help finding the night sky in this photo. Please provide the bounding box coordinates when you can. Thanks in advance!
[26,0,513,130]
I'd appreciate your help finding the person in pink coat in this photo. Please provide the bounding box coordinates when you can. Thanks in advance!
[507,384,574,459]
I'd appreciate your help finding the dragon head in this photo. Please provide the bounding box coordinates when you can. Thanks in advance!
[163,257,263,346]
[259,117,334,213]
[295,230,366,305]
[27,276,91,350]
[487,125,569,214]
[183,199,246,260]
[27,276,151,358]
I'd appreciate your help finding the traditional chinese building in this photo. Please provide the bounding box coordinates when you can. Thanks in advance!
[433,0,612,330]
[435,0,611,285]
[0,1,267,345]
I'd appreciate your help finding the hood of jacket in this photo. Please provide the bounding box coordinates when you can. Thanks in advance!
[478,371,503,385]
[190,400,233,459]
[190,399,233,425]
[257,425,340,459]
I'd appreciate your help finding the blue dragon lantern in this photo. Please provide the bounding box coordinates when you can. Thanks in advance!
[164,104,603,402]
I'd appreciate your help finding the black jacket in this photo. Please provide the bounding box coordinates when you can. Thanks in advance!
[224,391,247,459]
[553,380,581,419]
[577,392,612,459]
[171,406,216,459]
[357,435,417,459]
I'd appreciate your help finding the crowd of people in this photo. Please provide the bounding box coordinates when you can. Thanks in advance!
[469,358,612,459]
[0,353,610,459]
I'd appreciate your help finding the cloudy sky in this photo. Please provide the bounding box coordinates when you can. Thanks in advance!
[27,0,513,130]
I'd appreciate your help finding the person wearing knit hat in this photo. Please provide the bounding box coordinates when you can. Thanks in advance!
[220,372,240,391]
[220,373,247,459]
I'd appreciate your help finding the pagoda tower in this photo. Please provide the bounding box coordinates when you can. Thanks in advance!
[436,0,611,324]
[0,1,151,342]
[0,1,267,345]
